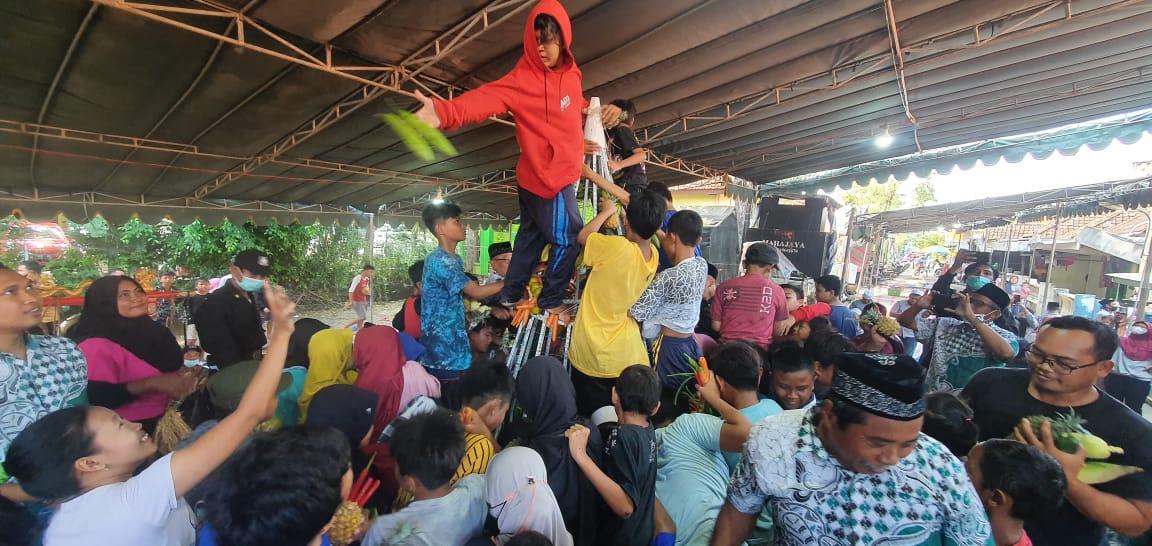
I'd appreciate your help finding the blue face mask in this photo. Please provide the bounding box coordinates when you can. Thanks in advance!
[965,276,991,292]
[183,359,203,368]
[237,276,265,292]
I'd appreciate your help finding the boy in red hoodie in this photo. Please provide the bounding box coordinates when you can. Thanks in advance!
[412,0,620,321]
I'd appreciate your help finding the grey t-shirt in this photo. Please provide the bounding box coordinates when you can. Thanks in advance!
[363,474,487,546]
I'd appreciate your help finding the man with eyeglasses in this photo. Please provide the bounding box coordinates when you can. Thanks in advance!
[481,241,514,321]
[898,282,1018,392]
[962,316,1152,546]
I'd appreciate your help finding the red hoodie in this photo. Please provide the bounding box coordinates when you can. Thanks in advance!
[432,0,587,199]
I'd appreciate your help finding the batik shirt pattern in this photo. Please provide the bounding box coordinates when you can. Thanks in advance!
[916,315,1018,392]
[420,248,472,371]
[728,409,990,546]
[0,335,88,463]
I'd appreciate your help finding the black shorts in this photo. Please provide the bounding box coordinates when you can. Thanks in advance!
[571,366,617,418]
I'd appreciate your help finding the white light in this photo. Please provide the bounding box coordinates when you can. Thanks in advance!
[432,197,444,204]
[952,223,962,228]
[801,191,807,195]
[936,226,944,231]
[874,130,893,149]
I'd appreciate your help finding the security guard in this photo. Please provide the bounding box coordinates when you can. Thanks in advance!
[195,249,270,369]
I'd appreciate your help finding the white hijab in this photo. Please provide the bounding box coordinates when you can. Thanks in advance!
[485,447,573,546]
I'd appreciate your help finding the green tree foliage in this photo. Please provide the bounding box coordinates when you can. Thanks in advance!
[912,179,936,207]
[841,182,903,213]
[1,216,454,299]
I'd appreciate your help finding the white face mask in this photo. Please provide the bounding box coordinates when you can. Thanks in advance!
[1132,325,1149,336]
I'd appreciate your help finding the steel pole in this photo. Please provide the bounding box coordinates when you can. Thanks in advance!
[1041,205,1064,311]
[840,207,856,282]
[1134,210,1152,321]
[1002,220,1016,277]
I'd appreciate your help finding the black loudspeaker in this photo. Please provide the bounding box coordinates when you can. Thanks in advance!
[757,196,825,231]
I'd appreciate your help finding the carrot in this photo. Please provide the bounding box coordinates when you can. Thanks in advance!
[695,356,712,386]
[357,479,381,506]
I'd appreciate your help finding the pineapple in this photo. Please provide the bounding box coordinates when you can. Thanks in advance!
[1016,411,1136,485]
[329,457,379,546]
[328,501,367,546]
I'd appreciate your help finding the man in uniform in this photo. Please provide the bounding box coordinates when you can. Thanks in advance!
[194,249,270,369]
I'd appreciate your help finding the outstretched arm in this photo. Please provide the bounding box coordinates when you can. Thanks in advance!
[171,283,295,498]
[582,164,631,204]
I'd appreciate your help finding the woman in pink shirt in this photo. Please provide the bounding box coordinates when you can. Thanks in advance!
[68,276,197,432]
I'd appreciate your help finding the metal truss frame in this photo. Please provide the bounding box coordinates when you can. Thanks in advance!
[636,0,1138,147]
[0,189,362,219]
[0,119,521,195]
[94,0,735,209]
[90,0,531,200]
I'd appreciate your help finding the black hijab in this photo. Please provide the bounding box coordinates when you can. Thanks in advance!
[68,276,183,373]
[516,356,601,546]
[307,384,378,455]
[286,318,330,368]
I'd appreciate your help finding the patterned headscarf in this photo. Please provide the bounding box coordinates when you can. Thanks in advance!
[860,304,900,338]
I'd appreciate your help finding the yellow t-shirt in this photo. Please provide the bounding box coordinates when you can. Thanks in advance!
[569,233,658,378]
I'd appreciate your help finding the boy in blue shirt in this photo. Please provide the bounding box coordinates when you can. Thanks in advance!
[419,202,503,381]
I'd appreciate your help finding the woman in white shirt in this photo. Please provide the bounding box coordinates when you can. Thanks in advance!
[5,284,297,546]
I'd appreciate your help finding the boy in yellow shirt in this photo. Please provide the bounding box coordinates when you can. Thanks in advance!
[568,189,666,416]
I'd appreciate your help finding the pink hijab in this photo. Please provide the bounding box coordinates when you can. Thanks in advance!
[1121,322,1152,362]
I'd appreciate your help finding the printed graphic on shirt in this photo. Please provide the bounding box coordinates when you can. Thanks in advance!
[720,285,778,314]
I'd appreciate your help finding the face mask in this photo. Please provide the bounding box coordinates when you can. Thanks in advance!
[183,359,203,368]
[1132,325,1149,336]
[973,313,991,324]
[237,276,265,292]
[965,276,991,292]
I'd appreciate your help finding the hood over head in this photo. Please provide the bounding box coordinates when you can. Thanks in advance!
[522,0,575,73]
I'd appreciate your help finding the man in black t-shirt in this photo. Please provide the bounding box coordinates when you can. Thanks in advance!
[606,99,647,194]
[962,316,1152,546]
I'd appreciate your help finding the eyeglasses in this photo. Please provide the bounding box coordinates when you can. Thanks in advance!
[1025,347,1102,375]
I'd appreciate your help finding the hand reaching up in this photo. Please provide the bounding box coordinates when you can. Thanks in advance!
[263,283,297,336]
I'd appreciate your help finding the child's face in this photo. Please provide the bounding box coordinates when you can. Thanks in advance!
[195,280,210,294]
[160,274,175,289]
[789,321,811,340]
[470,327,494,354]
[183,350,203,361]
[771,370,815,410]
[783,288,801,312]
[535,30,562,69]
[436,217,466,244]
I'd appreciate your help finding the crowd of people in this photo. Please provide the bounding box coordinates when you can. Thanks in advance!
[3,1,1152,545]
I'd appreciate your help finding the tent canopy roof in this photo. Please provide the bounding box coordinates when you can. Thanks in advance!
[3,0,1151,223]
[856,177,1152,234]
